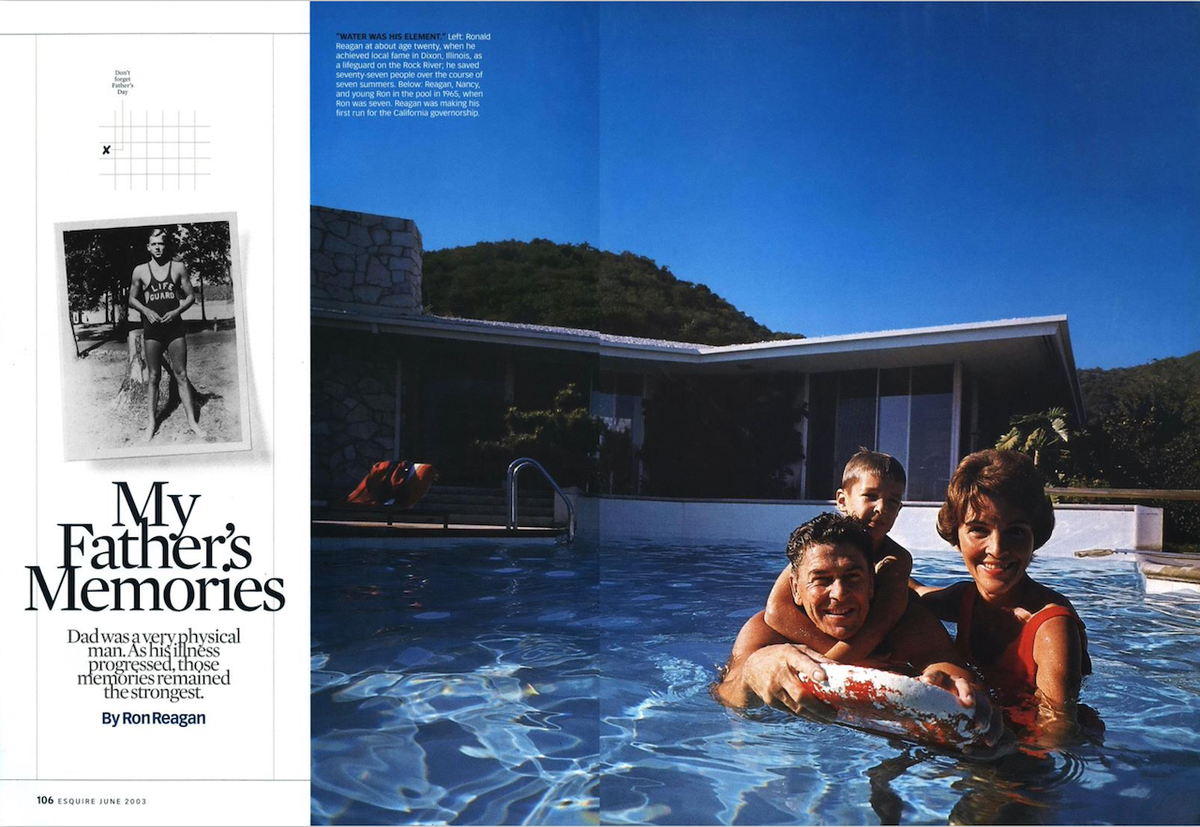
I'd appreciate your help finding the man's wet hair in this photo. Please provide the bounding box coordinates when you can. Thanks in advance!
[842,448,907,491]
[786,512,874,571]
[936,449,1055,549]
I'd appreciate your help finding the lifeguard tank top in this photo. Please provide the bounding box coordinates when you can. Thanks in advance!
[143,261,181,315]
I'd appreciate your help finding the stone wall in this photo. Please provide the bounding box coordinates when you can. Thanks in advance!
[311,327,399,502]
[311,205,423,314]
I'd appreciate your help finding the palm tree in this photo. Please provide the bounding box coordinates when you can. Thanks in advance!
[996,407,1072,474]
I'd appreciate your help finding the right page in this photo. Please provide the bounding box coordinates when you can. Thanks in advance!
[308,3,1200,825]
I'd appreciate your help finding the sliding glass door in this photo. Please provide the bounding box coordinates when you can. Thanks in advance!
[806,365,954,501]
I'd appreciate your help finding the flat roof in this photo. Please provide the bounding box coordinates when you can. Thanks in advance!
[312,308,1084,418]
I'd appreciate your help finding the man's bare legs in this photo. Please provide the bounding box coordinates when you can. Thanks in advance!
[143,337,163,442]
[166,336,206,437]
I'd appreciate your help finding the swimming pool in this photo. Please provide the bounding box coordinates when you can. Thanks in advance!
[311,540,1200,825]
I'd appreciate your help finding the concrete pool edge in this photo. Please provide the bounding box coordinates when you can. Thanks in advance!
[566,494,1163,558]
[308,496,1174,565]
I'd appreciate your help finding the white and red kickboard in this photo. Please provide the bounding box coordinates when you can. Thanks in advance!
[797,663,987,749]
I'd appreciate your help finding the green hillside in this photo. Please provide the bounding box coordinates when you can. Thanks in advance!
[1079,351,1200,419]
[1074,351,1200,545]
[422,239,794,346]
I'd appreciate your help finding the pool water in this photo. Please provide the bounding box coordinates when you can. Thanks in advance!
[311,543,599,825]
[311,540,1200,825]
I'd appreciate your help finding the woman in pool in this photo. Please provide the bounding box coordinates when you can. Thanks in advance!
[128,227,206,441]
[912,449,1092,739]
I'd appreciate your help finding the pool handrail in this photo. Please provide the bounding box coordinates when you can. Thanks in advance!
[506,458,576,543]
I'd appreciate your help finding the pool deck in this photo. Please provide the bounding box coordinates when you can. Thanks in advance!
[312,519,568,548]
[1134,550,1200,593]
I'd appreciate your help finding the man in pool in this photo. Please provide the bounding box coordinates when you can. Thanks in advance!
[762,450,913,664]
[715,513,1003,745]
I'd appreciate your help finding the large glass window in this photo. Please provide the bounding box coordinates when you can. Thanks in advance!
[591,372,642,435]
[833,370,877,475]
[907,365,954,500]
[805,365,955,501]
[805,373,838,497]
[592,372,644,494]
[876,368,911,470]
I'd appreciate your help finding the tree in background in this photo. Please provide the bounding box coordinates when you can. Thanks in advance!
[996,407,1075,485]
[423,239,798,346]
[1076,357,1200,545]
[470,384,606,490]
[63,228,136,352]
[1002,353,1200,546]
[173,222,232,323]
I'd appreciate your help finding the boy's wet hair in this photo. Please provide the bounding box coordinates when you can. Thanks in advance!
[786,512,874,570]
[937,449,1055,549]
[842,448,906,491]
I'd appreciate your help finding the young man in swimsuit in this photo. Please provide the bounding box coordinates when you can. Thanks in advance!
[128,228,207,441]
[761,450,913,663]
[715,514,1003,748]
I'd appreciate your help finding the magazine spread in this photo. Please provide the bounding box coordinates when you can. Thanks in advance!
[0,3,310,825]
[3,1,1199,826]
[306,3,1200,826]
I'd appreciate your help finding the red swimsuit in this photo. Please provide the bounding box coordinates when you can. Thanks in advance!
[956,587,1091,705]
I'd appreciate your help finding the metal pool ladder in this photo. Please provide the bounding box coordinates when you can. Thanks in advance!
[506,457,576,543]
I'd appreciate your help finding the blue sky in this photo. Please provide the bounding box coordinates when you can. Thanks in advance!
[312,2,1199,369]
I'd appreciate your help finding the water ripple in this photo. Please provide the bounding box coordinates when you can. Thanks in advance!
[313,542,1200,825]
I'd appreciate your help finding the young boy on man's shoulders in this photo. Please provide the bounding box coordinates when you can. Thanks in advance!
[761,450,913,663]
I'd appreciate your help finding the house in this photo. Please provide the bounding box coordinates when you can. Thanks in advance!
[311,206,1083,510]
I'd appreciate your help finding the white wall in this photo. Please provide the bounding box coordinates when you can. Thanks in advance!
[574,495,1161,557]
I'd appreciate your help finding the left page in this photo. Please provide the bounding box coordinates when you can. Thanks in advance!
[0,3,310,824]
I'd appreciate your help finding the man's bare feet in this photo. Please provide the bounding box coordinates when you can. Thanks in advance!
[143,421,157,443]
[188,421,207,438]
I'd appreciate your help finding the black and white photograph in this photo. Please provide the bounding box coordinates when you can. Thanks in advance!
[55,213,251,459]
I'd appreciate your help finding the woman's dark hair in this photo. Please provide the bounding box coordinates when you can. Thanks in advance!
[936,449,1055,549]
